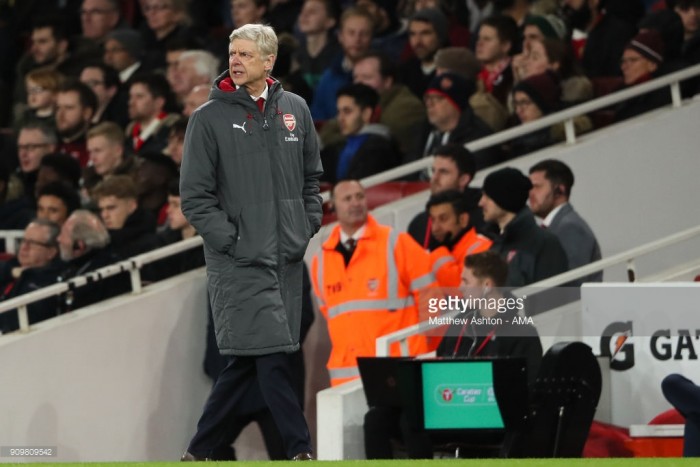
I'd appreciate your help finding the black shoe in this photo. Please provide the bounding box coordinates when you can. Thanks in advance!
[180,451,211,461]
[291,452,314,460]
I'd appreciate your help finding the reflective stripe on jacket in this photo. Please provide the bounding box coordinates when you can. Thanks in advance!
[311,215,436,386]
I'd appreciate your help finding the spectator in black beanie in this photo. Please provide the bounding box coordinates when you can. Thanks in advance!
[479,167,568,286]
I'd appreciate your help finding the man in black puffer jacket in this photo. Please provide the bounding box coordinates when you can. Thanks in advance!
[479,167,568,287]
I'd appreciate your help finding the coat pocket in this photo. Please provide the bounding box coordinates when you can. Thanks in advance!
[278,198,309,262]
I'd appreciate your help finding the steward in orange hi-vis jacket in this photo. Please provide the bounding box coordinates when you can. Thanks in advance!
[311,181,439,386]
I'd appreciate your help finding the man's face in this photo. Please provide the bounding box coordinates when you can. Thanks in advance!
[479,192,508,224]
[58,216,77,261]
[523,25,545,51]
[172,57,208,96]
[476,25,509,65]
[676,5,700,37]
[56,91,92,137]
[17,128,55,173]
[353,57,391,93]
[37,195,70,225]
[336,95,368,136]
[231,0,266,27]
[430,156,468,194]
[80,67,113,109]
[81,0,119,40]
[338,15,373,63]
[528,170,558,218]
[98,195,137,229]
[166,131,184,165]
[129,82,162,121]
[332,180,368,229]
[424,94,459,130]
[88,135,124,175]
[460,266,486,293]
[429,202,467,243]
[18,223,58,268]
[298,0,334,35]
[183,86,209,117]
[228,39,275,92]
[166,50,185,87]
[621,49,657,85]
[104,38,135,71]
[408,20,441,62]
[167,195,189,230]
[30,27,63,65]
[143,0,178,33]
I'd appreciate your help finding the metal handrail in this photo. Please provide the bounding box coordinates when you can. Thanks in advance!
[375,223,700,356]
[320,62,700,202]
[0,236,204,333]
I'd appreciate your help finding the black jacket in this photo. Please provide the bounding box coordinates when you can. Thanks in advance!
[108,208,158,259]
[614,75,673,123]
[0,258,65,333]
[410,108,501,171]
[582,14,637,78]
[437,307,543,385]
[56,246,130,313]
[490,208,569,287]
[141,229,205,282]
[398,57,436,99]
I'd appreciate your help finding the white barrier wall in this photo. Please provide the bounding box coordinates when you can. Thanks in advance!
[0,270,213,462]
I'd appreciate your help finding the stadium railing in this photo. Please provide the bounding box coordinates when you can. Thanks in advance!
[318,62,700,202]
[0,236,203,333]
[374,223,700,357]
[2,63,700,333]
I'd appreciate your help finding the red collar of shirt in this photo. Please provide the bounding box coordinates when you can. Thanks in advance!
[218,76,275,93]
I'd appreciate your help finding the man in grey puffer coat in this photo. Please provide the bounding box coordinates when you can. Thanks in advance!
[180,23,322,461]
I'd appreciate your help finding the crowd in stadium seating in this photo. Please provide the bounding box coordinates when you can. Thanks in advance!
[0,0,698,459]
[0,0,695,320]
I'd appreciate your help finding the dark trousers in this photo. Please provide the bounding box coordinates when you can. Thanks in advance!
[662,373,700,457]
[188,353,311,459]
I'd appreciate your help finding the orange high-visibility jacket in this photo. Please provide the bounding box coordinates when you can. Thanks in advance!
[311,215,437,386]
[430,227,493,287]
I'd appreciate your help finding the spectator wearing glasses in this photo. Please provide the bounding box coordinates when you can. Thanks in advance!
[615,30,673,123]
[412,72,496,172]
[16,122,59,203]
[17,67,64,130]
[0,219,64,333]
